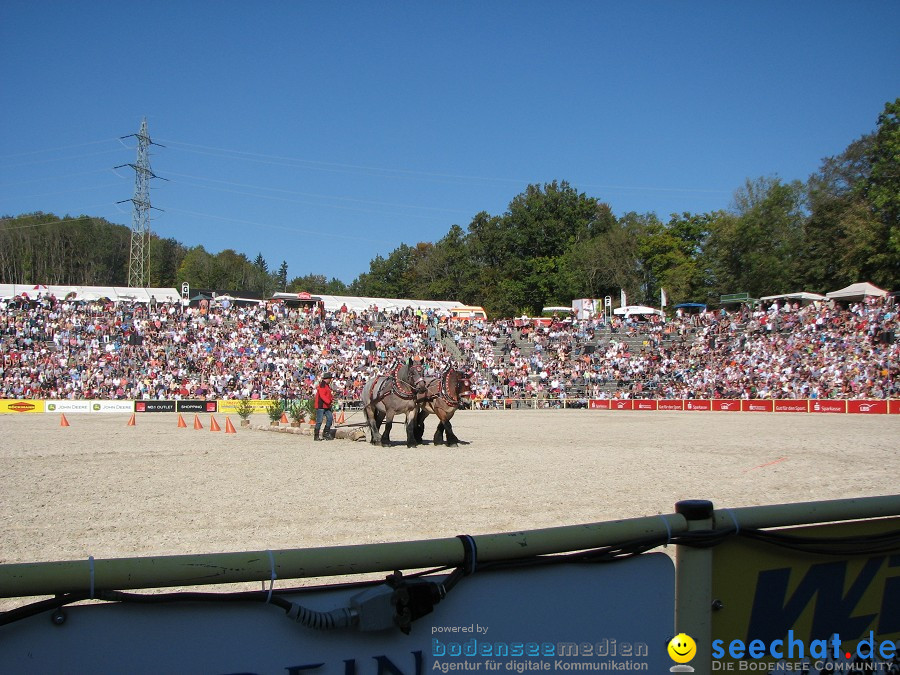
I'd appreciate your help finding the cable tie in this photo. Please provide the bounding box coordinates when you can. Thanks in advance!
[658,515,672,545]
[266,550,277,604]
[725,508,741,534]
[456,534,478,575]
[88,555,95,599]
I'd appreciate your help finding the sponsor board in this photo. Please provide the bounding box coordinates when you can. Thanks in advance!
[588,399,611,410]
[134,400,177,413]
[846,400,887,415]
[712,399,740,412]
[774,399,808,413]
[810,399,847,414]
[45,401,92,413]
[611,399,633,411]
[217,399,277,414]
[0,400,45,414]
[891,399,900,415]
[657,399,684,411]
[0,554,674,673]
[90,400,137,413]
[741,399,774,413]
[175,400,218,413]
[684,399,711,411]
[633,399,657,411]
[712,518,900,668]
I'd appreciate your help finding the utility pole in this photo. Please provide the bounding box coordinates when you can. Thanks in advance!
[117,117,164,288]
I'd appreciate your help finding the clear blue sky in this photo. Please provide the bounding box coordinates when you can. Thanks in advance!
[1,1,898,286]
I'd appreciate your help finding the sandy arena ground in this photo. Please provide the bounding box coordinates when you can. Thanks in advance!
[1,409,898,606]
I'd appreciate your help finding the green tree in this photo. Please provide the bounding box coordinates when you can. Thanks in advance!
[862,98,900,286]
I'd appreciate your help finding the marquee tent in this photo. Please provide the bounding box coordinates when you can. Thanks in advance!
[0,284,181,303]
[613,305,665,317]
[825,282,888,302]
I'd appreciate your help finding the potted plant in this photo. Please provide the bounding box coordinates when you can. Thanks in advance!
[288,402,306,427]
[266,401,285,427]
[236,399,254,427]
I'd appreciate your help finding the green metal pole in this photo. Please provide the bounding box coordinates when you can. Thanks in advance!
[0,513,687,598]
[674,499,714,675]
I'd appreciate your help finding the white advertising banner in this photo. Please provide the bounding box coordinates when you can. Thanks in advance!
[0,554,674,673]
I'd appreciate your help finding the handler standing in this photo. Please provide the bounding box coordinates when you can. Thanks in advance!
[314,372,334,441]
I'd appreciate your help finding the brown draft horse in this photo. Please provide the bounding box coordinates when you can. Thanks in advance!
[414,368,472,446]
[361,359,428,447]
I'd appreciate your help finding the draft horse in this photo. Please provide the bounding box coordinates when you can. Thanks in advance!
[361,359,428,447]
[414,368,472,447]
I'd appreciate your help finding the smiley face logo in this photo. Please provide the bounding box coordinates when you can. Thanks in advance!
[667,633,696,664]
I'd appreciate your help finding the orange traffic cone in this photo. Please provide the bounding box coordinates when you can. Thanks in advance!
[177,414,187,428]
[210,416,221,432]
[336,410,345,424]
[280,411,289,424]
[193,414,203,430]
[127,413,136,426]
[60,413,70,427]
[224,417,236,434]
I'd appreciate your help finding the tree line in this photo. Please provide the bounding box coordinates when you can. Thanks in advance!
[2,99,896,315]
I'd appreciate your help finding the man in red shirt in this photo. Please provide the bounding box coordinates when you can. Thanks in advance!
[314,372,334,441]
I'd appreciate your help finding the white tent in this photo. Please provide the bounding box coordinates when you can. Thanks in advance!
[613,305,664,317]
[825,282,888,302]
[0,284,181,303]
[760,291,826,303]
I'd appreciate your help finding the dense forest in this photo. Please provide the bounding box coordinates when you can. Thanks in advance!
[2,99,897,316]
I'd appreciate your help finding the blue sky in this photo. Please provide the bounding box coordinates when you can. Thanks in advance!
[1,2,898,286]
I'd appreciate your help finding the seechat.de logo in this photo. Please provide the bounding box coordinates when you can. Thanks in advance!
[667,633,696,672]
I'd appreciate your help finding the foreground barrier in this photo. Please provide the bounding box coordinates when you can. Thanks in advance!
[1,495,898,673]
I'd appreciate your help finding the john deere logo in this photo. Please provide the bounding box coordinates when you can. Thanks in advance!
[9,401,36,413]
[93,403,101,411]
[48,403,57,411]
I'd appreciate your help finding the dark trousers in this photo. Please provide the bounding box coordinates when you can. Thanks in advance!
[315,408,333,434]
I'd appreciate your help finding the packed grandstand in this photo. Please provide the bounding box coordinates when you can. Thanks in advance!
[0,284,896,406]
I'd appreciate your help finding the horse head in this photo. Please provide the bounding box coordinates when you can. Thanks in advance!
[397,357,427,394]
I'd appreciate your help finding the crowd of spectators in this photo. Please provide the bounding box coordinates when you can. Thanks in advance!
[448,298,899,404]
[1,292,897,403]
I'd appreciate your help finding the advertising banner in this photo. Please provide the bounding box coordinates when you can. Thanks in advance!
[611,399,633,411]
[588,399,611,410]
[741,399,774,413]
[891,400,900,415]
[633,399,657,411]
[684,399,711,412]
[0,400,45,414]
[0,554,675,673]
[711,518,900,671]
[810,400,847,414]
[134,400,177,413]
[217,399,276,414]
[45,401,93,413]
[846,400,887,415]
[91,400,137,413]
[175,400,218,413]
[711,400,740,412]
[774,399,808,413]
[657,399,684,411]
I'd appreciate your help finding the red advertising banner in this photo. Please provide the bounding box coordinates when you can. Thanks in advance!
[589,400,611,410]
[891,400,900,415]
[684,400,711,411]
[633,400,658,411]
[774,399,809,413]
[611,400,634,411]
[846,400,888,415]
[657,400,684,411]
[810,400,847,414]
[741,399,774,413]
[711,400,741,412]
